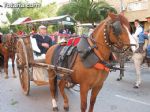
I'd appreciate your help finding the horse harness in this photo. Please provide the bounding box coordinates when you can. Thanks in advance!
[91,19,130,52]
[84,18,132,71]
[2,34,16,53]
[51,18,131,84]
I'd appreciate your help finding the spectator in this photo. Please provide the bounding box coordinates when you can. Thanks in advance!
[132,19,144,53]
[88,28,94,37]
[33,25,52,55]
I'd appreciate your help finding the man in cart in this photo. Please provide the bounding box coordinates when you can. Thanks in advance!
[32,25,52,58]
[31,25,52,82]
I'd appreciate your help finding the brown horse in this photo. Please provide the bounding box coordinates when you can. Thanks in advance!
[0,33,17,78]
[46,13,131,112]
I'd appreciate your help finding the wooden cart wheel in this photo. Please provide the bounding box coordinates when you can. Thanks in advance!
[16,38,30,96]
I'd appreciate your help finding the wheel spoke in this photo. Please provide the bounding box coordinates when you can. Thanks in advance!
[16,39,30,95]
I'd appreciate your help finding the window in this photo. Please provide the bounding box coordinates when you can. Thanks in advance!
[127,0,149,11]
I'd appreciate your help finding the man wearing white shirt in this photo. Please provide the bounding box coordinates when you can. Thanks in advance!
[136,17,150,54]
[33,25,52,55]
[133,19,144,53]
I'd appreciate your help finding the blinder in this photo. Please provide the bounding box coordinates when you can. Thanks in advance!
[112,21,122,37]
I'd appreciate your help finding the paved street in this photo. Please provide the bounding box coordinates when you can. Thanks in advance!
[1,0,150,112]
[0,62,150,112]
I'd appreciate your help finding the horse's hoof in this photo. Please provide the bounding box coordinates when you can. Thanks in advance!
[53,107,59,112]
[5,76,9,79]
[117,78,122,81]
[13,75,17,78]
[64,106,69,111]
[133,85,139,89]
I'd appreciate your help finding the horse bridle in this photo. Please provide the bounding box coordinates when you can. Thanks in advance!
[86,19,134,71]
[90,19,131,54]
[3,34,16,53]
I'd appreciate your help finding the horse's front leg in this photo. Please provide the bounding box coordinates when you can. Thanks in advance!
[117,60,124,81]
[88,83,103,112]
[48,70,58,111]
[58,79,69,111]
[4,56,8,79]
[11,56,16,78]
[80,84,89,112]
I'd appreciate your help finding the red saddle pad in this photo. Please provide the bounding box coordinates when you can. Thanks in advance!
[67,37,80,46]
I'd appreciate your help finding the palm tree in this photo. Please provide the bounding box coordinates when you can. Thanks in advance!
[57,0,117,26]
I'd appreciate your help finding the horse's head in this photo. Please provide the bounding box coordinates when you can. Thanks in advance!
[91,13,132,61]
[104,13,131,52]
[4,33,18,53]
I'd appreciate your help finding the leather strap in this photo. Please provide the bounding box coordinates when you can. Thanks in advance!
[87,38,110,71]
[87,38,105,61]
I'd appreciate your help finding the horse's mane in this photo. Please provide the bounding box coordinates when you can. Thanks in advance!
[93,20,106,34]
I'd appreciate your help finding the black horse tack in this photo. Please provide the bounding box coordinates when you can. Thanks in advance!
[77,38,99,68]
[52,36,124,73]
[112,21,122,37]
[77,38,122,71]
[51,45,78,69]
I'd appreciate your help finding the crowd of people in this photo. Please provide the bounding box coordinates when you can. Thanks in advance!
[132,16,150,58]
[0,16,150,59]
[29,16,150,59]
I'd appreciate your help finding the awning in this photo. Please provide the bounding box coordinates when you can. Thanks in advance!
[77,23,99,27]
[11,17,32,25]
[24,15,76,25]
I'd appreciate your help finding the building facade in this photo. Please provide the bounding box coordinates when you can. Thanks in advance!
[104,0,122,13]
[102,0,150,22]
[124,0,150,22]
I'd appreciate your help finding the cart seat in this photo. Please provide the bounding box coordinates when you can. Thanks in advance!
[34,54,45,63]
[34,59,45,63]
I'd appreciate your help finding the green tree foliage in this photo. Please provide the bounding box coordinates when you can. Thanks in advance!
[0,26,10,34]
[6,8,22,24]
[57,0,117,25]
[5,2,57,33]
[19,3,57,20]
[6,2,57,24]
